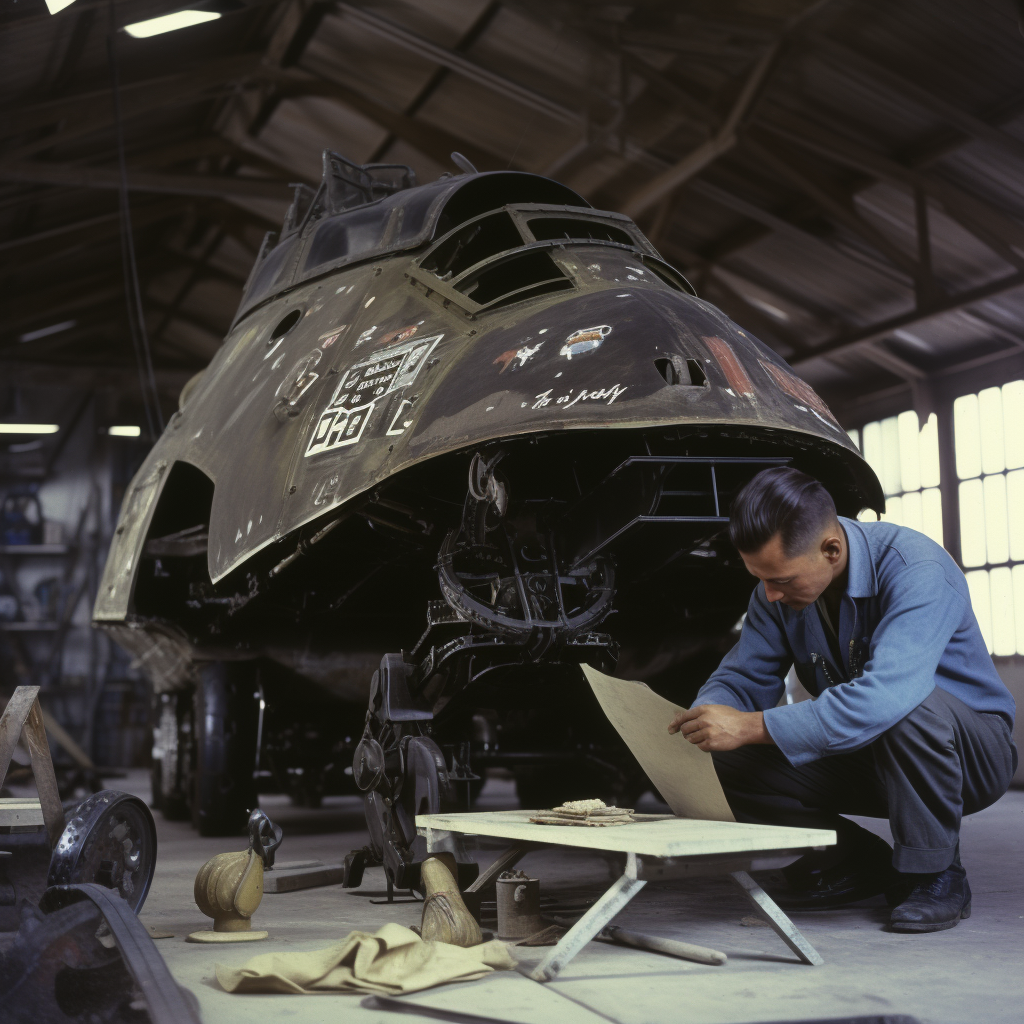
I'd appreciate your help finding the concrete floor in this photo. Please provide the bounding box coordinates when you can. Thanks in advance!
[116,772,1022,1024]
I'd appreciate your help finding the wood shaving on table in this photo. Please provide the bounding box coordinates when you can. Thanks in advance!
[554,799,608,813]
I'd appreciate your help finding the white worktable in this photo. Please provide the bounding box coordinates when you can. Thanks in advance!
[416,810,836,980]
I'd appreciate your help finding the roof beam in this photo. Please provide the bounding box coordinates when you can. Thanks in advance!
[689,178,912,285]
[621,40,782,219]
[0,160,290,201]
[759,115,1024,265]
[333,1,580,127]
[792,271,1024,368]
[808,34,1024,165]
[273,72,510,172]
[743,136,926,286]
[0,199,186,259]
[0,360,195,391]
[2,53,264,161]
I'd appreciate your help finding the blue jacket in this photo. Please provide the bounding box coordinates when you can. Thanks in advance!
[695,517,1015,766]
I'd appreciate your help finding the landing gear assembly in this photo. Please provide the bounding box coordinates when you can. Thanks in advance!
[353,452,624,890]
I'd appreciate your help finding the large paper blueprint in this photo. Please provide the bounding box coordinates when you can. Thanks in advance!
[583,666,735,822]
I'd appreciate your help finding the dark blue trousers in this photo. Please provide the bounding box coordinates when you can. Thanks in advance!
[712,686,1017,873]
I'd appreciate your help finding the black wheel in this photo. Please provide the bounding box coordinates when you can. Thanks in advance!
[48,791,158,913]
[152,692,191,821]
[191,662,259,837]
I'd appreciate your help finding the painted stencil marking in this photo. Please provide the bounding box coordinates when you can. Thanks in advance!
[305,334,442,457]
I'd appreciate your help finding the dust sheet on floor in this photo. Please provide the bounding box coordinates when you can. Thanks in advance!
[215,922,516,995]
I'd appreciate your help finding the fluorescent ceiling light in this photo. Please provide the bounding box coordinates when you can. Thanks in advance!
[108,425,142,437]
[125,10,221,38]
[19,320,77,343]
[45,0,80,13]
[0,424,59,434]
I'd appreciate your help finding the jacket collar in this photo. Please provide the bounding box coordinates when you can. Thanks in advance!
[839,516,878,599]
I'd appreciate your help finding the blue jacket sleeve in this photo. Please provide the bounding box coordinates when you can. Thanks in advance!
[763,560,966,766]
[694,584,790,712]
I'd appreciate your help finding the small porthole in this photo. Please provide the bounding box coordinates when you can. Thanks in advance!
[270,308,302,341]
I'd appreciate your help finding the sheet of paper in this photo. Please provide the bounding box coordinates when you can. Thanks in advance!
[583,665,735,822]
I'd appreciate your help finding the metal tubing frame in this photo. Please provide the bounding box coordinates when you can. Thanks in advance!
[420,829,826,976]
[730,870,824,966]
[529,852,647,981]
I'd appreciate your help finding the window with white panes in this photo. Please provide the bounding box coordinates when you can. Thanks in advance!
[847,410,944,547]
[953,380,1024,656]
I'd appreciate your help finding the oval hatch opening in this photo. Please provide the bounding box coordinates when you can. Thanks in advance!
[271,308,302,340]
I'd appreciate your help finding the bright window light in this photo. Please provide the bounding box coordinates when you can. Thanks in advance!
[959,478,986,568]
[108,425,142,437]
[1003,380,1024,470]
[125,10,221,38]
[978,386,1005,476]
[858,410,943,545]
[0,424,59,434]
[952,379,1024,655]
[1008,469,1024,562]
[45,0,80,13]
[19,320,76,343]
[954,394,981,480]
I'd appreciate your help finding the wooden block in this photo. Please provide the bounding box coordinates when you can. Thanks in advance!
[0,797,44,829]
[262,861,346,893]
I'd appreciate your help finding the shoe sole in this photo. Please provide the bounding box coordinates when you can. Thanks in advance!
[890,901,971,933]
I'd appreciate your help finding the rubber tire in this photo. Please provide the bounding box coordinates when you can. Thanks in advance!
[191,662,259,837]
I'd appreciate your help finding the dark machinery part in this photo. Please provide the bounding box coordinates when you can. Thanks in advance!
[353,655,478,891]
[151,691,191,821]
[248,808,283,869]
[48,791,158,915]
[0,882,202,1024]
[192,661,259,836]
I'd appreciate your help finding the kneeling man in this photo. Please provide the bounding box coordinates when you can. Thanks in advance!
[670,467,1017,932]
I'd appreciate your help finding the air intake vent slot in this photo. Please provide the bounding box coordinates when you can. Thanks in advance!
[655,356,708,387]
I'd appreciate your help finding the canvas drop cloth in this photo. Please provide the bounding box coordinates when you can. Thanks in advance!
[216,923,516,995]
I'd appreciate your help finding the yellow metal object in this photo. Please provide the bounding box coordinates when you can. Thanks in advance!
[187,838,270,943]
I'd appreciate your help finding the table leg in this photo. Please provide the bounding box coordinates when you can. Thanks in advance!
[466,841,534,894]
[729,871,824,966]
[529,853,647,982]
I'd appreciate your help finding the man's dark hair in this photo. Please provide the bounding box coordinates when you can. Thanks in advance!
[728,467,838,555]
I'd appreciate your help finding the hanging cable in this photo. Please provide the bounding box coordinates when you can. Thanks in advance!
[106,6,163,436]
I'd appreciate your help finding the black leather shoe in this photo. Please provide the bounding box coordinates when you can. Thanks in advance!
[769,861,897,911]
[768,830,897,911]
[890,863,971,932]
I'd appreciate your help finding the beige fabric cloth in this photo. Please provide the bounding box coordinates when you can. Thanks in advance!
[216,923,516,995]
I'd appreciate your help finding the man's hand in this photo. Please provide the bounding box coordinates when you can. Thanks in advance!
[667,704,773,751]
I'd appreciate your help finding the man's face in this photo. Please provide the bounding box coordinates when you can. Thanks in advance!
[738,531,839,611]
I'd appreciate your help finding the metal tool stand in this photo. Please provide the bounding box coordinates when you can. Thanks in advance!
[422,827,824,981]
